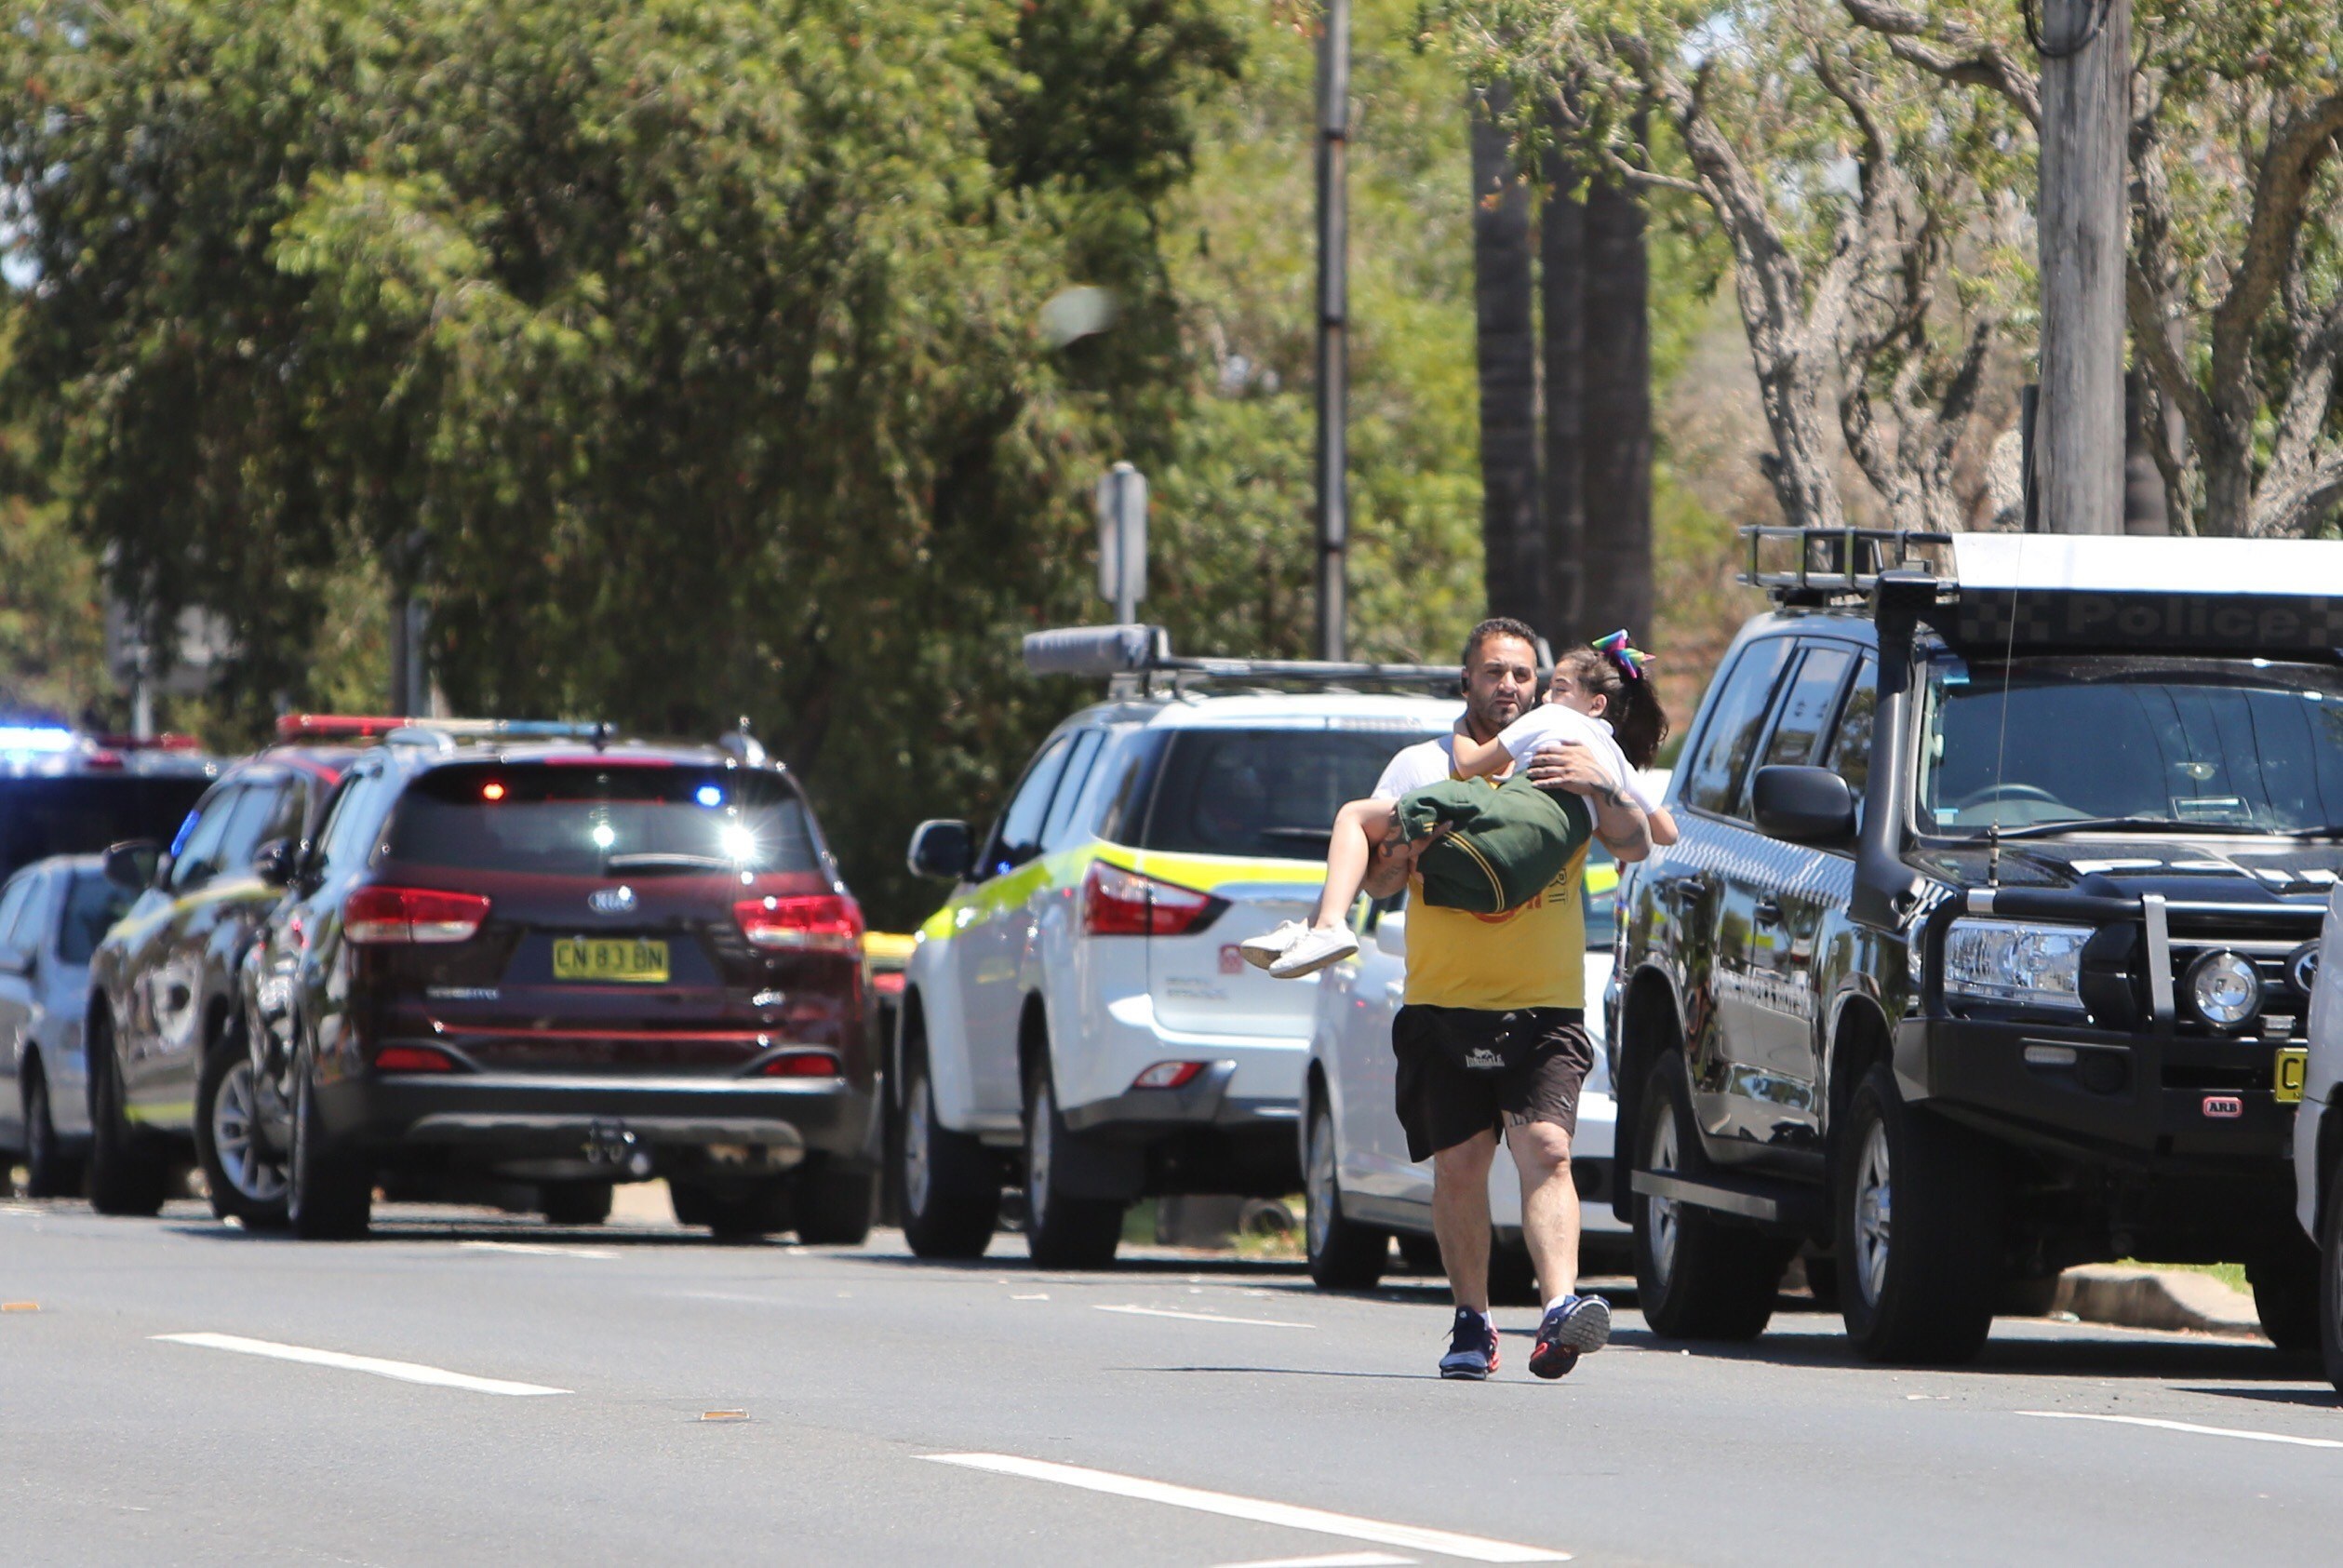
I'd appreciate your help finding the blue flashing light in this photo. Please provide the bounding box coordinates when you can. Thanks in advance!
[0,725,77,754]
[695,784,724,809]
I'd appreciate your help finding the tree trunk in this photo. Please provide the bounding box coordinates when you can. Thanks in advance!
[1471,89,1544,637]
[1539,129,1585,648]
[2035,0,2130,534]
[1579,168,1653,644]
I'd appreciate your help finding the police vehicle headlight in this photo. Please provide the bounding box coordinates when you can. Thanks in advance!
[2185,949,2262,1029]
[1941,919,2089,1012]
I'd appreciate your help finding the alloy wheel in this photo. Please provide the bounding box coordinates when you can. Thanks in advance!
[1027,1078,1055,1232]
[212,1058,288,1203]
[904,1074,934,1216]
[1646,1106,1680,1293]
[1854,1119,1894,1307]
[1305,1106,1338,1260]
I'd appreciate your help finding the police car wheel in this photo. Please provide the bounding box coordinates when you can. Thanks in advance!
[1632,1051,1790,1341]
[2320,1157,2343,1394]
[1022,1062,1122,1270]
[1304,1097,1387,1290]
[2247,1231,2322,1356]
[897,1036,998,1260]
[86,1012,170,1218]
[1834,1065,1998,1364]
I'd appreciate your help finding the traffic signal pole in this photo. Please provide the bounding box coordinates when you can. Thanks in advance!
[1313,0,1349,661]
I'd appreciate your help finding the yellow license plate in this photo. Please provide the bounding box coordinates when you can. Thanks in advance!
[553,938,669,984]
[2275,1045,2309,1105]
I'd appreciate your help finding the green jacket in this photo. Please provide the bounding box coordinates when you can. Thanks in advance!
[1397,773,1592,916]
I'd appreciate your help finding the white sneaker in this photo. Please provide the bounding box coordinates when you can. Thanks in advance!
[1268,926,1359,979]
[1238,920,1311,971]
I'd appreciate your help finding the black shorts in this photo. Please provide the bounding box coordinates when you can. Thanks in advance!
[1391,1004,1593,1163]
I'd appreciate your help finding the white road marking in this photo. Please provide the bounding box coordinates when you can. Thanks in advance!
[154,1333,568,1397]
[457,1240,620,1260]
[2018,1411,2343,1451]
[1212,1555,1413,1568]
[1095,1304,1314,1330]
[922,1454,1567,1563]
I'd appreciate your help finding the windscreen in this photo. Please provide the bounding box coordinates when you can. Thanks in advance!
[59,870,135,964]
[384,763,823,875]
[1141,728,1439,860]
[0,775,212,884]
[1921,655,2343,835]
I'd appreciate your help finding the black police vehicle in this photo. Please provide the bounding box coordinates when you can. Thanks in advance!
[1611,529,2343,1363]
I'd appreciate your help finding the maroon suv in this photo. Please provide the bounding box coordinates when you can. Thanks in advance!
[243,726,877,1241]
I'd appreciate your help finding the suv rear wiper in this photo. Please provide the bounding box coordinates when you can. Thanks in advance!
[602,851,737,874]
[1978,816,2269,841]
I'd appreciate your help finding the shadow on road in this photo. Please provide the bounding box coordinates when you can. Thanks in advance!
[2172,1383,2338,1408]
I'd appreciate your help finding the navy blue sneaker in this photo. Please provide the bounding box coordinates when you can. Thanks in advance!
[1529,1293,1612,1379]
[1439,1307,1499,1380]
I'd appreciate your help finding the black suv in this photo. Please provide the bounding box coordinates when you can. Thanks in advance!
[84,733,356,1223]
[241,723,878,1241]
[1612,529,2343,1363]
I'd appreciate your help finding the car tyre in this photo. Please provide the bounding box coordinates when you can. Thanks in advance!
[1303,1096,1386,1290]
[2247,1229,2322,1356]
[897,1038,999,1260]
[21,1060,84,1199]
[539,1182,614,1226]
[287,1056,371,1240]
[1022,1059,1123,1270]
[1836,1065,1999,1364]
[793,1159,876,1246]
[195,1027,290,1229]
[86,1013,169,1217]
[1633,1051,1792,1341]
[2319,1156,2343,1394]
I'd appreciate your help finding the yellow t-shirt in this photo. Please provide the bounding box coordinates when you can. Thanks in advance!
[1372,737,1586,1012]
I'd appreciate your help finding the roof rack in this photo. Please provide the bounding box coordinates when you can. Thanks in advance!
[1022,624,1465,691]
[1740,527,1955,603]
[274,714,613,745]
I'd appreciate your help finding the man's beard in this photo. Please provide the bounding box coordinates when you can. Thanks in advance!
[1465,689,1525,739]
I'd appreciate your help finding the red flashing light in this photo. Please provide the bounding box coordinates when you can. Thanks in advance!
[1083,862,1219,937]
[735,894,864,956]
[757,1050,843,1078]
[87,749,125,769]
[344,886,490,945]
[274,714,419,742]
[872,971,906,998]
[1130,1061,1206,1091]
[374,1045,459,1073]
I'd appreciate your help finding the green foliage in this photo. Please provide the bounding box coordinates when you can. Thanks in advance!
[1,0,1239,926]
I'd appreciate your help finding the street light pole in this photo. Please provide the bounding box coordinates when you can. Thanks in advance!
[1313,0,1349,661]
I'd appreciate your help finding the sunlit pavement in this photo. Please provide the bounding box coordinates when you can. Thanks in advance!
[7,1196,2339,1566]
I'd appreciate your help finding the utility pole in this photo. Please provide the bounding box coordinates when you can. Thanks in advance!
[1313,0,1349,661]
[2033,0,2129,535]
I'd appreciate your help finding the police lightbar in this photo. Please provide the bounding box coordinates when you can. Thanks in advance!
[1022,625,1464,689]
[0,724,81,754]
[275,714,612,743]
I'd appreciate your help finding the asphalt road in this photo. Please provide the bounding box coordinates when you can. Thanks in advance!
[7,1194,2342,1567]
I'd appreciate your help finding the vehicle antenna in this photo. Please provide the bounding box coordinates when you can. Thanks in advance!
[1987,531,2026,889]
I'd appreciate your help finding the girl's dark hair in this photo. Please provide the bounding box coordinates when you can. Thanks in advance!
[1559,643,1670,770]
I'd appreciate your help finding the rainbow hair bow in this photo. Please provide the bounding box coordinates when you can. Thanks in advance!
[1594,629,1653,680]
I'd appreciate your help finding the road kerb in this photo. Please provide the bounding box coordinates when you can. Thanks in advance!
[2052,1266,2261,1339]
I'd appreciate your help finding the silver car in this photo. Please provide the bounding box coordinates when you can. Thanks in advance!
[0,855,138,1195]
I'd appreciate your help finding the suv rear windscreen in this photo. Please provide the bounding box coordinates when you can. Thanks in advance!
[384,763,823,876]
[0,775,213,884]
[1140,728,1439,860]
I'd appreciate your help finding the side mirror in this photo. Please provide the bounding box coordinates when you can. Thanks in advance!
[1752,766,1857,847]
[253,837,298,888]
[906,819,974,882]
[1373,908,1408,958]
[101,839,162,891]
